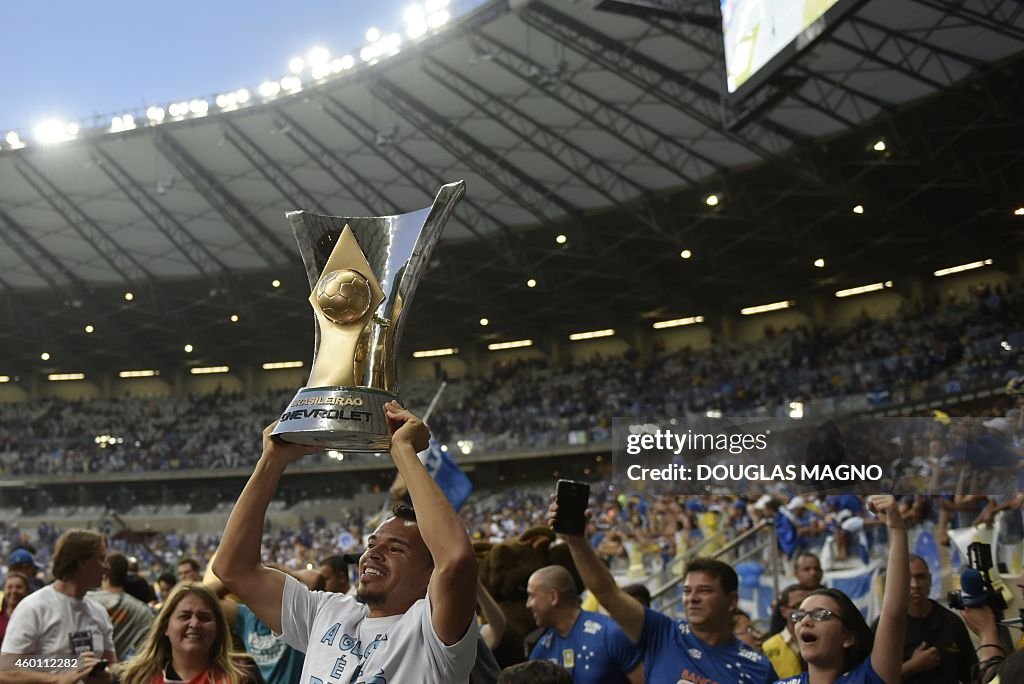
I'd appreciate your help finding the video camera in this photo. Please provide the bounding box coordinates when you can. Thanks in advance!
[947,542,1007,614]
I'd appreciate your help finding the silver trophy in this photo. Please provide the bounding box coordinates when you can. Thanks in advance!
[272,181,465,451]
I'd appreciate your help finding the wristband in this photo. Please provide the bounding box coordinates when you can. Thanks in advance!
[975,643,1007,654]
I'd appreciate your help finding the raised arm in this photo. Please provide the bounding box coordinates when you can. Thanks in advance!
[547,502,646,643]
[868,494,909,684]
[212,423,321,633]
[477,578,507,650]
[385,401,477,645]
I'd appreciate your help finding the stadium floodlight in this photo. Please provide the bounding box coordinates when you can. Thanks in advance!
[33,120,78,144]
[366,27,381,42]
[189,99,209,115]
[526,278,537,288]
[84,325,94,333]
[262,361,304,370]
[258,81,282,98]
[1014,207,1024,216]
[229,314,239,323]
[704,194,719,207]
[568,329,614,341]
[705,409,723,418]
[215,93,236,109]
[479,318,489,326]
[312,64,330,80]
[412,348,458,358]
[183,344,193,353]
[145,106,166,123]
[289,57,305,74]
[124,291,134,301]
[0,376,9,383]
[740,300,794,315]
[110,115,136,132]
[381,33,402,55]
[190,366,229,374]
[119,370,159,378]
[48,373,85,381]
[679,249,692,259]
[271,279,281,288]
[427,10,450,28]
[4,131,25,149]
[488,339,533,350]
[555,234,567,244]
[308,47,330,66]
[835,281,893,298]
[280,76,301,92]
[872,140,886,152]
[852,204,864,214]
[652,316,704,329]
[814,258,826,268]
[933,258,993,277]
[340,55,355,70]
[235,89,250,104]
[40,352,50,361]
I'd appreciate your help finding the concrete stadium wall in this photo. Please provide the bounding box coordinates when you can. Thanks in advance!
[0,384,28,403]
[38,380,102,400]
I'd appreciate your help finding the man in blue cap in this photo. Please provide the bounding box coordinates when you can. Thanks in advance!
[7,549,43,593]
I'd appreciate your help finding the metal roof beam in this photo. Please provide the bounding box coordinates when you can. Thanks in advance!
[313,93,524,269]
[221,119,329,215]
[909,0,1024,42]
[419,53,680,241]
[0,208,84,291]
[270,108,400,217]
[468,30,719,184]
[368,76,577,225]
[153,130,291,267]
[14,158,152,286]
[89,143,229,279]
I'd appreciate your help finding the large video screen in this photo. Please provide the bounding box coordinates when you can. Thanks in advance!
[721,0,844,94]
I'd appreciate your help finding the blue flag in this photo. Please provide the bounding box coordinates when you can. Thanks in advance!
[419,437,473,511]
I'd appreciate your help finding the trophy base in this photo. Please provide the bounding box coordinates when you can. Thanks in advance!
[272,386,397,452]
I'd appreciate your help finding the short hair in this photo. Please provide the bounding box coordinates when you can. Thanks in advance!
[622,583,651,607]
[683,557,738,594]
[177,557,201,573]
[779,583,810,608]
[531,566,580,606]
[52,530,105,581]
[794,552,820,569]
[908,554,930,574]
[499,660,573,684]
[391,504,418,524]
[106,553,129,588]
[319,555,348,575]
[157,572,177,587]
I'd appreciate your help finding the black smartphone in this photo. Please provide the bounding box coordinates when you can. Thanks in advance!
[553,479,590,535]
[89,660,109,676]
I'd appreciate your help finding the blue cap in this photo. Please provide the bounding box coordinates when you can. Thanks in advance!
[8,549,39,568]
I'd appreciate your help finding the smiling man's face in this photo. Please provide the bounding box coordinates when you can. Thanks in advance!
[356,516,433,616]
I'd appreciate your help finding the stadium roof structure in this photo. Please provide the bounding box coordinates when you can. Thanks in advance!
[0,0,1022,376]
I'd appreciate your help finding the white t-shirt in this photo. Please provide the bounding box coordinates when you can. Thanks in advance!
[277,574,476,684]
[1,585,115,665]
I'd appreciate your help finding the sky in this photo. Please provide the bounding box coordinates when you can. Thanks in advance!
[0,0,437,133]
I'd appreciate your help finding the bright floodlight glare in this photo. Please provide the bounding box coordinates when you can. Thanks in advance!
[189,99,209,115]
[235,89,250,104]
[427,10,450,28]
[680,249,692,259]
[1014,207,1024,216]
[5,131,22,146]
[289,57,305,73]
[312,64,330,80]
[526,278,537,288]
[361,46,377,62]
[704,194,719,207]
[873,140,886,151]
[404,4,426,23]
[340,55,355,70]
[479,317,489,326]
[853,204,864,214]
[124,291,134,301]
[84,325,94,333]
[280,76,302,91]
[259,81,282,97]
[407,22,428,38]
[366,27,381,42]
[215,94,232,108]
[308,47,330,66]
[814,258,825,268]
[41,352,51,361]
[555,234,567,244]
[271,279,281,288]
[184,344,194,353]
[383,33,402,54]
[34,120,75,144]
[145,106,165,122]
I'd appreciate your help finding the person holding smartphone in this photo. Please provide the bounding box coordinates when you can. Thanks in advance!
[549,493,777,684]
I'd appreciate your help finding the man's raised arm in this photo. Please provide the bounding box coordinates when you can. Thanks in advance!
[212,423,321,633]
[385,401,477,646]
[548,502,646,644]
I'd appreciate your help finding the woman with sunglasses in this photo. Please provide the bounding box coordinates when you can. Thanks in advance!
[775,494,908,684]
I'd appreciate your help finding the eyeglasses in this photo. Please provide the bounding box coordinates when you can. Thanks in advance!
[735,626,765,640]
[791,608,840,623]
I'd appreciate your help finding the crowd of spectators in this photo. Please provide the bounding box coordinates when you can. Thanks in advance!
[0,283,1019,477]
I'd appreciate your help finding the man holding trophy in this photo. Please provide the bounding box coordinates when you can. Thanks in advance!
[214,183,479,683]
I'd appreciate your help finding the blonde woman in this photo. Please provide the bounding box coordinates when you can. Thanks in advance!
[115,583,259,684]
